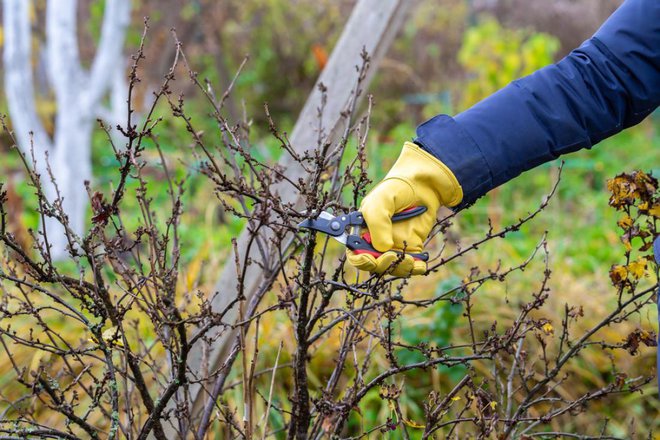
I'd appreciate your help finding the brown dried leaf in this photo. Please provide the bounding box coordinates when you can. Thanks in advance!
[91,191,112,224]
[622,328,657,355]
[614,372,628,390]
[378,383,401,400]
[609,264,627,286]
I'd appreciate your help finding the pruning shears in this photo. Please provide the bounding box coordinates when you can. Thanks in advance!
[297,206,430,261]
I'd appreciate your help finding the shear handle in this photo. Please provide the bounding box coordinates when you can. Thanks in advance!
[347,205,428,227]
[345,234,429,262]
[391,205,427,222]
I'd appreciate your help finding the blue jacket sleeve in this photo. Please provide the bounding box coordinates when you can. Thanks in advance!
[415,0,660,209]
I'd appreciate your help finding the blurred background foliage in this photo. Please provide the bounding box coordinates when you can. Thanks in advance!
[0,0,658,437]
[458,18,559,108]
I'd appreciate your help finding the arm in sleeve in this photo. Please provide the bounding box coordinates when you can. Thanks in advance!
[414,0,660,209]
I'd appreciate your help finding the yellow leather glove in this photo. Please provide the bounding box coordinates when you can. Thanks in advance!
[346,141,463,277]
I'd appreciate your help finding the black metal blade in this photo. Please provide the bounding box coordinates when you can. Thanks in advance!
[297,211,346,237]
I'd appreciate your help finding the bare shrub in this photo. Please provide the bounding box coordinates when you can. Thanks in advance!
[0,29,657,440]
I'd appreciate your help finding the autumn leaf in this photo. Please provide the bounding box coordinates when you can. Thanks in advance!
[627,257,647,279]
[90,326,124,348]
[614,372,628,390]
[617,215,633,230]
[639,241,654,252]
[622,328,657,355]
[402,417,425,429]
[609,264,628,286]
[102,326,123,346]
[91,191,112,225]
[607,174,638,209]
[379,383,401,400]
[541,322,554,335]
[607,171,658,210]
[311,43,328,70]
[633,170,658,195]
[648,204,660,218]
[567,305,584,318]
[622,238,633,252]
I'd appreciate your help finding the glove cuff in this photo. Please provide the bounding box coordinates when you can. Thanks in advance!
[394,141,463,207]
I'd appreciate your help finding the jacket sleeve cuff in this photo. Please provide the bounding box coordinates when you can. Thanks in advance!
[414,114,493,210]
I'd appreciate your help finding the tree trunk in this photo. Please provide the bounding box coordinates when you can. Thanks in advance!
[3,0,130,260]
[183,1,413,437]
[44,114,93,256]
[2,0,53,179]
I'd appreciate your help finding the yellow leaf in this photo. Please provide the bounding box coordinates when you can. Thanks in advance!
[541,323,554,335]
[648,205,660,218]
[101,326,124,347]
[489,401,497,410]
[319,170,333,181]
[607,175,638,208]
[451,396,461,401]
[623,240,633,252]
[627,258,647,280]
[617,215,633,229]
[402,418,425,429]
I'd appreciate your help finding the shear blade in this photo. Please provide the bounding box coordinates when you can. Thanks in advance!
[297,211,349,242]
[332,234,348,245]
[297,218,315,229]
[317,211,336,221]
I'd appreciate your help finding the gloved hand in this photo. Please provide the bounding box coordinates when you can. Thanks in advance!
[346,141,463,277]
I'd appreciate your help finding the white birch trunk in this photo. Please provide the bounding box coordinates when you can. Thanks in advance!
[108,62,130,148]
[3,0,54,195]
[3,0,131,259]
